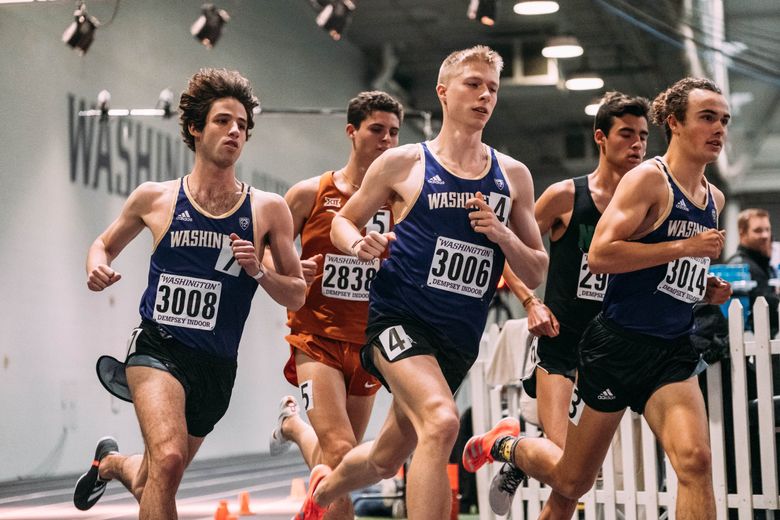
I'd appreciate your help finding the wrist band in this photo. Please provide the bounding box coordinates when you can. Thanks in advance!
[252,267,265,282]
[521,295,537,309]
[351,238,363,256]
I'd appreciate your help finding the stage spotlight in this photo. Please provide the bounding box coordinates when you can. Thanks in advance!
[191,3,230,48]
[62,2,98,55]
[467,0,497,26]
[316,0,355,41]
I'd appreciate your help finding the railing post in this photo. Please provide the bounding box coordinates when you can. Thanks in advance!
[728,298,754,518]
[752,297,778,510]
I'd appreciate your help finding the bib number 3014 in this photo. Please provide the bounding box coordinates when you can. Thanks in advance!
[657,256,710,303]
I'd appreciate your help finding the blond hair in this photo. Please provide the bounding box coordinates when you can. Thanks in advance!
[437,45,504,85]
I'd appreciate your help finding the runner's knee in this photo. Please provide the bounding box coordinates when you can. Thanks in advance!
[556,473,597,500]
[368,453,406,480]
[417,404,460,448]
[317,434,357,468]
[672,444,712,483]
[149,449,187,482]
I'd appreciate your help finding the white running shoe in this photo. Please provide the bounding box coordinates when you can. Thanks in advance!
[489,463,527,516]
[269,395,298,456]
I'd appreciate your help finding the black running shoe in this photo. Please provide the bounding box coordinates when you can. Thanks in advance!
[489,462,527,516]
[73,436,118,511]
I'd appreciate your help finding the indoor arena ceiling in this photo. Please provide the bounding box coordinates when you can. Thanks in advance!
[342,0,780,195]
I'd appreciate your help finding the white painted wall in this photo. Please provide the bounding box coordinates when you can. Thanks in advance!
[0,0,407,481]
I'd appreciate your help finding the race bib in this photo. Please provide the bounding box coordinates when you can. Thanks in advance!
[427,236,493,298]
[365,209,391,235]
[153,273,221,330]
[485,192,510,225]
[576,253,608,301]
[378,325,414,361]
[321,254,380,301]
[568,384,585,426]
[657,256,710,303]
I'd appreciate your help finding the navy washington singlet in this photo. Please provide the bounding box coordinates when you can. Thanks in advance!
[368,143,512,355]
[139,178,258,359]
[603,157,718,339]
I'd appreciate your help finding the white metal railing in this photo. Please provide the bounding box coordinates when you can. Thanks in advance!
[471,297,780,519]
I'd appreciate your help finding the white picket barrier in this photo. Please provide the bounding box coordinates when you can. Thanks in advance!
[471,297,780,519]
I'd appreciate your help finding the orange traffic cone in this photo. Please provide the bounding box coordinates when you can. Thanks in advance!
[238,491,252,515]
[214,499,230,520]
[447,463,460,520]
[289,477,307,500]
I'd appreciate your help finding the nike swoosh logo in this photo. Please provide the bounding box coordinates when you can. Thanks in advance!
[364,382,378,388]
[326,209,339,215]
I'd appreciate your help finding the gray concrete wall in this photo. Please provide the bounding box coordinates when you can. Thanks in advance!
[0,0,409,481]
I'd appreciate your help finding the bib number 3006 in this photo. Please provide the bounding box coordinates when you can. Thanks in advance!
[153,273,221,330]
[427,236,493,298]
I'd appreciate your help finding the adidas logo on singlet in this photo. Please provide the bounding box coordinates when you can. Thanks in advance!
[675,199,689,212]
[597,388,616,400]
[175,210,193,222]
[427,174,445,185]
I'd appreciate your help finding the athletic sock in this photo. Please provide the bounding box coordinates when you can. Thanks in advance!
[490,435,520,464]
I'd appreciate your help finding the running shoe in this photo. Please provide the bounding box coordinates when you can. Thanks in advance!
[270,395,299,456]
[489,462,527,515]
[73,436,118,511]
[462,417,520,473]
[292,464,331,519]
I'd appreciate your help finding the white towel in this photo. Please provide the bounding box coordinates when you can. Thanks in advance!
[486,318,533,387]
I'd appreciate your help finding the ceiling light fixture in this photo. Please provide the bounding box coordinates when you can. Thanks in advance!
[62,2,98,55]
[584,102,602,116]
[316,0,355,41]
[467,0,497,26]
[513,1,559,15]
[565,71,604,91]
[191,3,230,48]
[541,36,583,59]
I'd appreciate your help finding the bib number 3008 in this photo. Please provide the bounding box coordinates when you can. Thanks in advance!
[153,273,221,330]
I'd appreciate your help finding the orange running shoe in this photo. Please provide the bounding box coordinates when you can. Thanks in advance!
[292,464,331,520]
[461,417,520,473]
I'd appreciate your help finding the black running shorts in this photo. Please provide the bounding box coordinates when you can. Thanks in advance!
[361,314,477,394]
[576,314,706,414]
[536,322,584,379]
[129,320,237,437]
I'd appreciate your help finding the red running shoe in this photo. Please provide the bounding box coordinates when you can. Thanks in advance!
[292,464,331,520]
[462,417,520,473]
